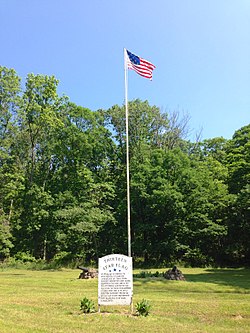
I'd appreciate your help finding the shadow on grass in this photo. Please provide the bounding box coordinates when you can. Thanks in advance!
[185,268,250,290]
[134,268,250,292]
[0,273,27,276]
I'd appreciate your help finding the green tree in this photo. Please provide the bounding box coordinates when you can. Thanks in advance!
[0,211,13,260]
[105,100,187,258]
[44,103,116,261]
[21,73,64,186]
[105,100,230,264]
[10,73,66,258]
[2,66,249,267]
[225,124,250,264]
[226,124,250,194]
[180,157,229,266]
[0,66,22,259]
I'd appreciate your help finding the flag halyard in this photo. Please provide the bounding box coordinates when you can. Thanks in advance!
[125,49,156,80]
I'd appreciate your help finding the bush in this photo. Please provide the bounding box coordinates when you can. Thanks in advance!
[183,248,210,267]
[80,297,96,314]
[14,252,37,263]
[135,299,151,317]
[52,251,73,266]
[134,271,163,278]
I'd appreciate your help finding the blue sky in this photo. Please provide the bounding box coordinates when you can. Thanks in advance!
[1,0,249,140]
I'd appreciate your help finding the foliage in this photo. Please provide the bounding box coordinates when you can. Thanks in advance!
[13,251,37,262]
[0,220,13,260]
[182,248,210,267]
[80,297,96,313]
[0,65,249,267]
[134,270,162,278]
[224,125,250,264]
[135,299,151,316]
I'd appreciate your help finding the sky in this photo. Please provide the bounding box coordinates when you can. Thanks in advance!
[1,0,249,141]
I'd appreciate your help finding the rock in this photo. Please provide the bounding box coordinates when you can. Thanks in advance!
[163,265,185,280]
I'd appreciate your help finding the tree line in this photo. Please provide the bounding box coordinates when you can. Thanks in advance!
[0,66,249,267]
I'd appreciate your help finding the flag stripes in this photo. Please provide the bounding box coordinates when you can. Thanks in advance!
[126,49,156,80]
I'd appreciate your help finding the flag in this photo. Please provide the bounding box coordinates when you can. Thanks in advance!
[126,49,156,80]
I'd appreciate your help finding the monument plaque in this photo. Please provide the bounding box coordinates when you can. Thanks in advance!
[98,254,133,306]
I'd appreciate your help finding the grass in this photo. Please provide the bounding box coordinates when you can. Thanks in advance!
[0,267,249,332]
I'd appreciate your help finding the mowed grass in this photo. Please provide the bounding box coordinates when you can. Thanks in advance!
[0,267,250,333]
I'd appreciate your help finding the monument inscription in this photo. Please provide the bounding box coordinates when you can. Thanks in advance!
[98,254,133,306]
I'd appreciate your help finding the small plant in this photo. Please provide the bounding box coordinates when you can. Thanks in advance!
[135,299,151,317]
[136,271,147,278]
[153,270,160,277]
[134,271,163,278]
[80,297,96,313]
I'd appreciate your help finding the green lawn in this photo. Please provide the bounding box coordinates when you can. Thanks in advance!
[0,267,249,333]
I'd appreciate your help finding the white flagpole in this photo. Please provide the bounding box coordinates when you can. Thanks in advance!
[124,48,131,257]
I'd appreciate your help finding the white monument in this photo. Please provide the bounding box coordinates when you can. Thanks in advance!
[98,254,133,309]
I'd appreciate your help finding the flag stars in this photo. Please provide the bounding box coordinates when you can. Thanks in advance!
[127,50,140,65]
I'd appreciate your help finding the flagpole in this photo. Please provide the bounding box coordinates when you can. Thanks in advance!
[124,48,131,257]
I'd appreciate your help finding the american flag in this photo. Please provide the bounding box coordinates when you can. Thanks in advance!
[126,49,156,80]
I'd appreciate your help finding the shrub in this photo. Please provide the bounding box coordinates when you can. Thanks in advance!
[52,251,73,266]
[14,252,37,263]
[135,271,147,278]
[134,271,163,278]
[80,297,96,314]
[183,248,210,267]
[135,299,151,317]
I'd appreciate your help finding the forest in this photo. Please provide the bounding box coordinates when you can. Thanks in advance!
[0,66,249,267]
